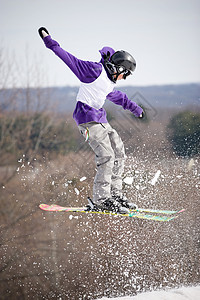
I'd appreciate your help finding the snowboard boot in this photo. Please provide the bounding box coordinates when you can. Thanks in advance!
[87,197,130,214]
[113,195,138,210]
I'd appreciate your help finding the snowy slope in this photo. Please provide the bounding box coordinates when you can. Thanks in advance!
[98,286,200,300]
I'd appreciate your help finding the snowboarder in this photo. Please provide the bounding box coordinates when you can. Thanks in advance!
[38,27,143,214]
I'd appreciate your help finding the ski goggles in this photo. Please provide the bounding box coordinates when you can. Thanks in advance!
[123,69,132,79]
[117,66,132,79]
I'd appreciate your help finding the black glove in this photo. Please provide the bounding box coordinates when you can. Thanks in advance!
[139,112,144,118]
[38,27,49,39]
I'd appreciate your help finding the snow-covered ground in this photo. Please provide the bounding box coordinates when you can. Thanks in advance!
[98,286,200,300]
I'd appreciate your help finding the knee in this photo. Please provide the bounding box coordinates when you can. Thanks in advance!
[96,153,115,168]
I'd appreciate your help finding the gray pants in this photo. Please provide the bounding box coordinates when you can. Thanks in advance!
[78,122,126,203]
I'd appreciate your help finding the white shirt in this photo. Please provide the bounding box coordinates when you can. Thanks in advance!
[76,64,114,110]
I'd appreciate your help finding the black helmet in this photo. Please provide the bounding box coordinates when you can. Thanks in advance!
[111,50,136,73]
[104,50,136,83]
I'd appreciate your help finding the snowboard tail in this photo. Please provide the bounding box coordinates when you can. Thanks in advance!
[39,204,185,222]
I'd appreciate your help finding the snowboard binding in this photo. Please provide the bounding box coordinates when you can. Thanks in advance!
[86,197,130,214]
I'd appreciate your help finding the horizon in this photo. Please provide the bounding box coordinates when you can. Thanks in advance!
[2,82,200,90]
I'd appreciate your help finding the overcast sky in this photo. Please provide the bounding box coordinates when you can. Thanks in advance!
[0,0,200,87]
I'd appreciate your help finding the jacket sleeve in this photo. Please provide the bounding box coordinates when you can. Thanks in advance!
[43,36,102,83]
[106,89,143,117]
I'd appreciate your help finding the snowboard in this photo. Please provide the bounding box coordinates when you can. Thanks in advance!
[39,203,185,222]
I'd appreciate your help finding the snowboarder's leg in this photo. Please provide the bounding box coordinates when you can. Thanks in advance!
[78,122,130,214]
[108,125,126,197]
[108,125,138,210]
[78,122,114,202]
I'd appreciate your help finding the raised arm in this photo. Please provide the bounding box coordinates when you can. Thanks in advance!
[38,27,102,83]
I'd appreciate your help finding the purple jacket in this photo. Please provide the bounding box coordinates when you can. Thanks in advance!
[43,36,143,125]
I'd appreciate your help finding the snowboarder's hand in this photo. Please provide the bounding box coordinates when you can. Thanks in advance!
[38,27,49,39]
[139,112,144,118]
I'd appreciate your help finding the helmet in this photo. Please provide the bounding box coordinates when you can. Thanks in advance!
[111,50,136,73]
[104,50,136,83]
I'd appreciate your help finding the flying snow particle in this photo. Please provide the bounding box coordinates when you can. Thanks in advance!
[187,158,195,171]
[123,177,134,185]
[74,188,80,195]
[80,176,87,182]
[124,271,129,277]
[150,170,161,185]
[52,181,55,185]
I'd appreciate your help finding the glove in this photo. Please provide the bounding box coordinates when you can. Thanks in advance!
[139,112,144,118]
[38,27,49,39]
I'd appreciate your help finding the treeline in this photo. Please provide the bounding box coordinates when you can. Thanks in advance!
[0,109,199,166]
[167,111,200,157]
[0,112,78,163]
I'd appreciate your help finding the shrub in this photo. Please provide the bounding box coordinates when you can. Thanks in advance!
[167,111,200,157]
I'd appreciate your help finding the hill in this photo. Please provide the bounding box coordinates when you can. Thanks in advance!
[50,83,200,113]
[0,83,199,115]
